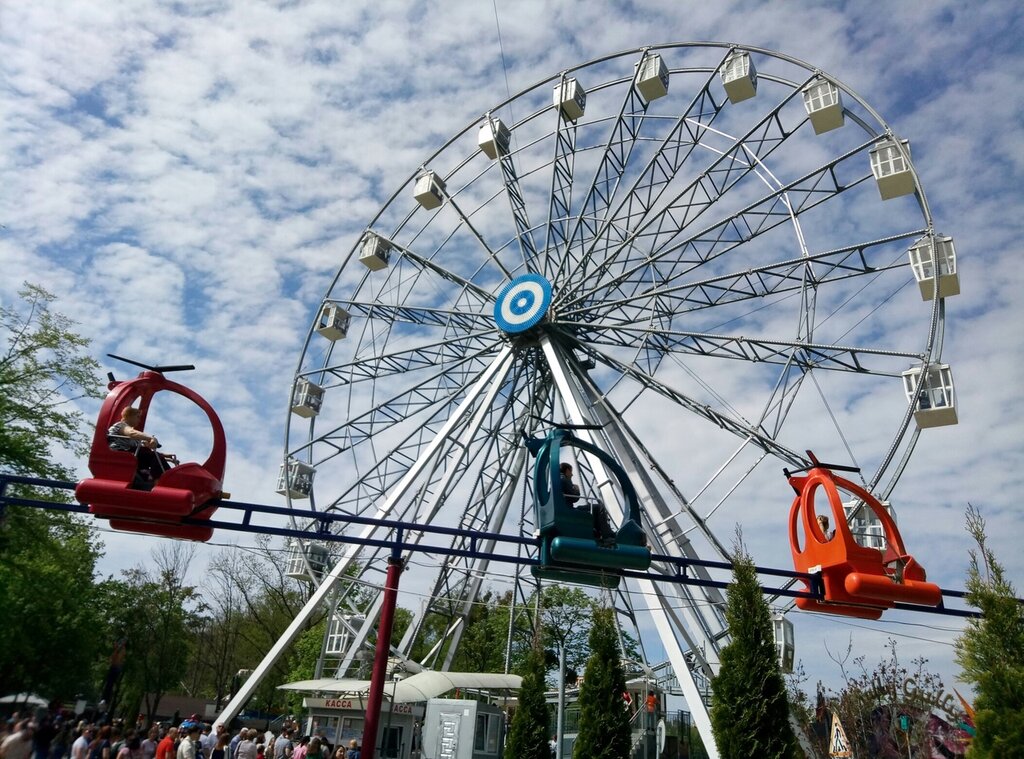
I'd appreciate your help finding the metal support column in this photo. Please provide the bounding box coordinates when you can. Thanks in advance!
[361,549,405,759]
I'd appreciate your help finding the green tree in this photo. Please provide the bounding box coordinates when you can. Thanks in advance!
[99,544,204,721]
[451,590,530,674]
[0,507,104,699]
[0,283,105,699]
[816,638,956,759]
[540,586,592,686]
[709,537,796,759]
[505,637,551,759]
[573,607,630,759]
[207,539,316,714]
[955,504,1024,757]
[0,282,101,478]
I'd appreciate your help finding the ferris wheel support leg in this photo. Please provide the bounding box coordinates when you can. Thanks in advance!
[213,348,514,731]
[360,550,405,759]
[637,579,720,759]
[540,337,721,759]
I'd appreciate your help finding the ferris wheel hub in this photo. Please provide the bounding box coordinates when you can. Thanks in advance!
[493,273,553,335]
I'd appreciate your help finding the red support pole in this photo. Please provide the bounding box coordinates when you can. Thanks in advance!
[360,555,403,759]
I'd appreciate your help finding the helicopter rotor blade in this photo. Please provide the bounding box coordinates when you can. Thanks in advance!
[107,354,195,374]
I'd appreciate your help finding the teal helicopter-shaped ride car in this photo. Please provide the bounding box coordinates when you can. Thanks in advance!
[526,424,651,589]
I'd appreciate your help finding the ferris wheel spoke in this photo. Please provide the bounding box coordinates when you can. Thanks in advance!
[493,136,546,273]
[295,346,503,467]
[558,70,816,306]
[586,343,806,467]
[442,177,520,278]
[564,138,876,318]
[418,425,536,667]
[309,331,500,389]
[579,323,923,375]
[556,56,732,298]
[385,241,496,302]
[384,364,542,663]
[540,112,577,280]
[562,229,926,323]
[343,300,495,331]
[316,347,517,516]
[550,52,657,288]
[582,382,732,562]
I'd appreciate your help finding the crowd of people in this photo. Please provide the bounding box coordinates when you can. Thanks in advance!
[0,715,362,759]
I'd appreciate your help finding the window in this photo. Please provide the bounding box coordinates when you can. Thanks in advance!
[722,53,749,81]
[804,80,838,111]
[382,726,402,759]
[473,713,500,754]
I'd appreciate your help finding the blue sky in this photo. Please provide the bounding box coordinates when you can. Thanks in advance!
[2,0,1023,708]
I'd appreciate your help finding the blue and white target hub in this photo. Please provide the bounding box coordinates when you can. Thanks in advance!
[494,274,552,334]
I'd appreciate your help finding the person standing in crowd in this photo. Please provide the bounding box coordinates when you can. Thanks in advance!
[196,729,208,759]
[343,741,359,759]
[176,726,200,759]
[88,726,112,759]
[1,720,36,759]
[209,734,227,759]
[116,735,142,759]
[302,739,322,759]
[234,731,255,759]
[270,731,290,759]
[227,730,241,759]
[155,729,176,759]
[289,738,307,759]
[33,716,56,759]
[210,727,226,759]
[51,719,75,759]
[141,728,158,759]
[71,725,93,759]
[109,727,127,759]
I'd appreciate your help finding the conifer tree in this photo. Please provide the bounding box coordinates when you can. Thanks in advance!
[710,537,797,758]
[573,607,631,759]
[506,637,552,759]
[955,504,1024,757]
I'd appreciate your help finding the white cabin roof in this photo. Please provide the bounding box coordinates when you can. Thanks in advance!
[278,671,522,704]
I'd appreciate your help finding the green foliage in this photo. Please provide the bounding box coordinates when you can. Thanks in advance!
[0,505,105,699]
[97,544,205,721]
[573,607,631,759]
[450,590,529,674]
[505,639,552,759]
[0,282,101,478]
[955,504,1024,758]
[204,540,319,713]
[0,284,105,700]
[284,618,329,713]
[710,538,796,759]
[813,639,957,759]
[540,586,593,684]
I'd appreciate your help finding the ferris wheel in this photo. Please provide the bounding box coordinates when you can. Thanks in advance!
[250,43,960,751]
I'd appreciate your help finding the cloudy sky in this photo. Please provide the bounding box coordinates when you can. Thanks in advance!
[3,0,1023,708]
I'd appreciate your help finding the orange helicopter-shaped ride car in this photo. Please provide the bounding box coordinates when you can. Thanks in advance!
[787,453,942,620]
[75,356,227,542]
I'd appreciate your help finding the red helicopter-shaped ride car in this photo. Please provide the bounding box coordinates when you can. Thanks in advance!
[75,355,227,542]
[787,453,941,620]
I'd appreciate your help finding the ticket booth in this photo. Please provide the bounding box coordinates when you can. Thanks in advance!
[304,695,423,759]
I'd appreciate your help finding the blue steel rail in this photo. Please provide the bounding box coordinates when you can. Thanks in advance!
[0,474,983,617]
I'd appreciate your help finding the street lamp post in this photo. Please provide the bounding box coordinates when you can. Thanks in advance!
[556,645,566,759]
